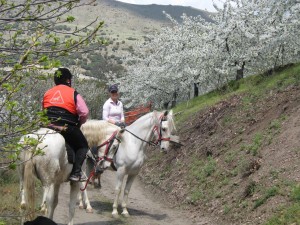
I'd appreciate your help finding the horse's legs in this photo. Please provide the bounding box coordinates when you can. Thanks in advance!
[18,163,26,209]
[93,172,102,188]
[47,184,60,219]
[68,181,80,225]
[112,168,126,218]
[98,172,102,188]
[121,174,136,217]
[78,182,93,213]
[78,187,84,209]
[40,186,49,215]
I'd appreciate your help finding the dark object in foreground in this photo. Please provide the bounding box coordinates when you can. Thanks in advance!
[24,216,58,225]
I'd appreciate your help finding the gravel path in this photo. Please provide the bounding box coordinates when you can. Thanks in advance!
[53,170,210,225]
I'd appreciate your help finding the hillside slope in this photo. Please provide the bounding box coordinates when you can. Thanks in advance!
[72,0,210,42]
[140,64,300,225]
[64,0,212,80]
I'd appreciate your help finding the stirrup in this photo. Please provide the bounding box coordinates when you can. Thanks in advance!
[69,174,80,182]
[80,174,88,182]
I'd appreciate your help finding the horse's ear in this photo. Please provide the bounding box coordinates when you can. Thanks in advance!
[164,110,168,116]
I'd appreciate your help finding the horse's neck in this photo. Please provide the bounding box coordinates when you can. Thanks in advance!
[128,114,156,143]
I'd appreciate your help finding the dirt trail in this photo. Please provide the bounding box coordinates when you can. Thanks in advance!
[54,170,211,225]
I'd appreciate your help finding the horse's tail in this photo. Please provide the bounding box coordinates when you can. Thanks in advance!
[23,151,36,220]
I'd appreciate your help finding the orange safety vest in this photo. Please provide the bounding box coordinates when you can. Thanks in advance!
[43,85,77,115]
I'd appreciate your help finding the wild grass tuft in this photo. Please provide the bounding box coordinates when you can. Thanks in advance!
[253,186,279,209]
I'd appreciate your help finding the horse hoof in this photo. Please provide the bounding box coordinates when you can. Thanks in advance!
[40,208,47,214]
[112,212,119,219]
[20,204,26,210]
[79,205,84,210]
[86,208,93,213]
[121,212,130,218]
[94,184,101,189]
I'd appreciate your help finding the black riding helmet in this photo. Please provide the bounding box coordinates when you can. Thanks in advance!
[54,68,73,86]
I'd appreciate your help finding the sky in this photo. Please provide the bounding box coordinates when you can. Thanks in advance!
[116,0,224,12]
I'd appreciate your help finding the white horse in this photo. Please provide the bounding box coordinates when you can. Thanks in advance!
[18,128,76,224]
[80,110,176,218]
[18,128,93,225]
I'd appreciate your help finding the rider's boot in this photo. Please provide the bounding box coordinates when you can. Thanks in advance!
[69,148,88,182]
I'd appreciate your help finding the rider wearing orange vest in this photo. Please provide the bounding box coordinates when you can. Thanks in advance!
[43,68,89,182]
[43,84,79,125]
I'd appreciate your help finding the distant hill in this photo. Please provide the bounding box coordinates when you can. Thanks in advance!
[72,0,213,43]
[64,0,213,80]
[105,0,213,23]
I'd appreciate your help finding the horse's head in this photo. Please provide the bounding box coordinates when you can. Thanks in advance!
[155,110,176,152]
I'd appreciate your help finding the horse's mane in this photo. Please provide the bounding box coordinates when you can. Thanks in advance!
[167,112,176,133]
[81,120,120,147]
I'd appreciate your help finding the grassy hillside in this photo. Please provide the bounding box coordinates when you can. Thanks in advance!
[108,0,212,23]
[71,0,210,48]
[140,63,300,225]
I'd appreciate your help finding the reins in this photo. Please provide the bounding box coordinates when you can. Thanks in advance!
[123,128,157,146]
[80,130,118,191]
[95,130,118,162]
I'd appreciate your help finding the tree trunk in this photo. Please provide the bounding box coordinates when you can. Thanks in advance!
[171,90,178,108]
[163,101,169,109]
[236,61,245,81]
[194,83,199,97]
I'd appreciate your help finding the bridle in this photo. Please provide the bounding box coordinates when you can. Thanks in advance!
[124,113,171,146]
[153,114,171,144]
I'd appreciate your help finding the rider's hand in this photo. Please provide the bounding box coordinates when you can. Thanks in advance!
[115,121,126,128]
[119,122,126,128]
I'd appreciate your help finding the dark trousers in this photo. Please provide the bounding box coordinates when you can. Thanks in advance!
[60,125,88,151]
[60,125,89,175]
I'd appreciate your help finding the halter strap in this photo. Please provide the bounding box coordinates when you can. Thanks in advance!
[123,112,170,146]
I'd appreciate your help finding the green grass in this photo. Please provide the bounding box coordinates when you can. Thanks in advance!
[264,203,300,225]
[253,186,279,209]
[174,91,225,124]
[187,156,219,202]
[172,63,300,222]
[0,170,45,225]
[249,132,263,156]
[0,171,21,225]
[291,184,300,202]
[173,63,300,125]
[263,184,300,224]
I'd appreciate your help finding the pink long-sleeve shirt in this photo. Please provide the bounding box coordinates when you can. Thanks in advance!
[76,94,89,125]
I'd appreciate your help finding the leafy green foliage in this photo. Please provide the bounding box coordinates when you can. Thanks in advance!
[0,0,103,169]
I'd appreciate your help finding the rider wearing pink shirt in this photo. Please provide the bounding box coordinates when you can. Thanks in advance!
[43,68,89,182]
[102,84,126,127]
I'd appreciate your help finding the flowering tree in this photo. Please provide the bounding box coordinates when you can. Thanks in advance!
[110,0,300,109]
[0,0,103,169]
